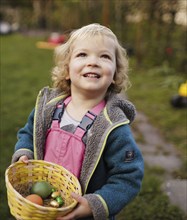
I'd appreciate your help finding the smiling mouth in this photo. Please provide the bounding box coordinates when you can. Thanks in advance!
[83,73,100,78]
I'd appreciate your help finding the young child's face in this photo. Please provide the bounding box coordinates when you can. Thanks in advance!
[68,35,116,97]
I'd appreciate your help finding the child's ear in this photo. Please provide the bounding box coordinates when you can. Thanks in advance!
[65,65,70,80]
[65,70,70,80]
[65,75,70,80]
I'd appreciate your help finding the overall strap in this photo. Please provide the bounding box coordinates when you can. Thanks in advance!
[74,100,106,138]
[52,96,106,138]
[52,96,72,122]
[90,99,106,115]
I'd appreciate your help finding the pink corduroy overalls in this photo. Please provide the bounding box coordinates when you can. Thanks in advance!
[44,97,105,178]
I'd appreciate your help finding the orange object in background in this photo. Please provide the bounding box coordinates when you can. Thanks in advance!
[25,194,44,206]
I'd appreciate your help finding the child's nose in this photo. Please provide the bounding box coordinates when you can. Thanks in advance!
[87,55,99,66]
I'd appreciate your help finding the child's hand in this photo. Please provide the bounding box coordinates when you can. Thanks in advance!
[19,155,29,164]
[56,192,92,220]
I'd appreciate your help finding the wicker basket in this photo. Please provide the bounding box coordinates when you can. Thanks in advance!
[5,160,82,220]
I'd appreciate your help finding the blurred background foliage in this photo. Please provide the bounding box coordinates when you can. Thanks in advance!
[1,0,186,74]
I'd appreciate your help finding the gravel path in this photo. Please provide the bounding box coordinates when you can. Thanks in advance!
[133,112,187,214]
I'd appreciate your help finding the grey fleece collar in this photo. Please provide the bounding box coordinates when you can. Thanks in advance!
[105,93,136,124]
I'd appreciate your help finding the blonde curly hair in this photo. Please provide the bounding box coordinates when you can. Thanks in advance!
[52,23,130,96]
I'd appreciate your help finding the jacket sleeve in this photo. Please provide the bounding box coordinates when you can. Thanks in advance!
[11,109,35,163]
[84,124,144,219]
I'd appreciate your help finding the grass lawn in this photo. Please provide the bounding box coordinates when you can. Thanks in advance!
[1,33,53,219]
[117,166,186,220]
[1,34,186,219]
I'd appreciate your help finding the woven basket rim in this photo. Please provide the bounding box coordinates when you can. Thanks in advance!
[5,160,82,211]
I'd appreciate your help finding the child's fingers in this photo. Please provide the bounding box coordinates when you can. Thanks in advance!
[71,192,84,203]
[19,155,29,164]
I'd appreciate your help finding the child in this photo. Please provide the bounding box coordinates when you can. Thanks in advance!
[12,23,144,220]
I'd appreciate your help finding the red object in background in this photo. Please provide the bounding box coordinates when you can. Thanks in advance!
[166,47,173,55]
[36,32,67,49]
[48,32,65,45]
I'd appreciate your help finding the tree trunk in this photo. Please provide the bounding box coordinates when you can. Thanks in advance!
[102,0,110,26]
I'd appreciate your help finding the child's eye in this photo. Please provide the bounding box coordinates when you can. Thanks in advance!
[101,54,111,60]
[77,52,87,57]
